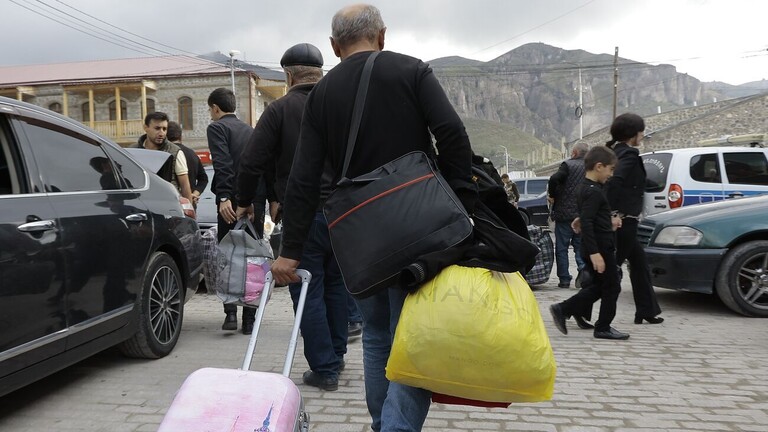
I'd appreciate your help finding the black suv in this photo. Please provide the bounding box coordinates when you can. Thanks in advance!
[0,96,202,396]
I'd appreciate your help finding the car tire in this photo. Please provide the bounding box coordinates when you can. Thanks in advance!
[119,252,184,358]
[714,240,768,317]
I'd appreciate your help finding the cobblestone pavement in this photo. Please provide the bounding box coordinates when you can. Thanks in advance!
[1,257,767,431]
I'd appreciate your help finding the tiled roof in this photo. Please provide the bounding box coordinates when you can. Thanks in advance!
[0,55,279,87]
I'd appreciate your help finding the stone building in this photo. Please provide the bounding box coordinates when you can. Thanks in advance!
[0,55,286,148]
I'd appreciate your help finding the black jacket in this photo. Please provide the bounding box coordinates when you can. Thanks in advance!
[548,156,585,222]
[577,179,615,256]
[280,50,476,260]
[177,143,208,194]
[207,114,253,202]
[605,143,646,216]
[237,83,314,207]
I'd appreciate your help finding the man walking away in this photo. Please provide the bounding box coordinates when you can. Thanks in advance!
[548,141,588,288]
[235,43,349,391]
[168,121,208,209]
[271,4,477,431]
[207,87,262,335]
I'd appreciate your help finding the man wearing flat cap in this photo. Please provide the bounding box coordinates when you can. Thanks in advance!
[236,43,349,391]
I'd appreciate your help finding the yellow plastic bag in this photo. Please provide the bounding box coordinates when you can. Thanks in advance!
[386,265,556,403]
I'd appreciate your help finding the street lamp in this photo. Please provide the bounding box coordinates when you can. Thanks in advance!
[498,145,509,175]
[228,49,240,97]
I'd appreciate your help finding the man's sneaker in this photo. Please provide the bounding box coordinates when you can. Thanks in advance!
[347,322,363,338]
[302,370,338,391]
[221,312,237,331]
[557,281,570,289]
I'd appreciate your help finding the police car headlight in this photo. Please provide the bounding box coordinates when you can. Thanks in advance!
[653,226,703,246]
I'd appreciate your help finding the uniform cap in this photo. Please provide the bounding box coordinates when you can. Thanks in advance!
[280,43,324,68]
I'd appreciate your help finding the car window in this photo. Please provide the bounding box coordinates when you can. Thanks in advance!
[723,152,768,185]
[642,153,672,192]
[689,153,721,184]
[0,118,18,195]
[527,179,547,195]
[20,118,112,192]
[102,144,147,189]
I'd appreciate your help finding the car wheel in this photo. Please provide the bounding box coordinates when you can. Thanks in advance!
[119,252,184,358]
[715,240,768,317]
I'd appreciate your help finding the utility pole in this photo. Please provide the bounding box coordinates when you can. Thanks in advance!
[498,145,509,175]
[577,65,583,139]
[613,46,619,120]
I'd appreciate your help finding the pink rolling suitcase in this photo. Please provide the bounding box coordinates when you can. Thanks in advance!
[158,270,311,432]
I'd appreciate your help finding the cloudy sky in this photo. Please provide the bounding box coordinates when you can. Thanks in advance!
[3,0,767,86]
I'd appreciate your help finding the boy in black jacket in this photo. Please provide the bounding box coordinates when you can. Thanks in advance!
[549,146,630,340]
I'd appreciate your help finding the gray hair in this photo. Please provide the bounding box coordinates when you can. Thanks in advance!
[284,65,323,84]
[331,4,385,47]
[572,141,589,157]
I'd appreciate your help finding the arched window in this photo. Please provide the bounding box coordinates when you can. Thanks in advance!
[146,98,156,114]
[109,99,127,121]
[81,102,92,122]
[49,102,62,114]
[178,97,193,130]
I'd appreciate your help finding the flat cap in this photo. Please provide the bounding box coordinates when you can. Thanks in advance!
[280,43,324,68]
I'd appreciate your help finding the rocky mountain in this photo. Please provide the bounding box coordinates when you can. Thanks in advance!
[429,42,762,147]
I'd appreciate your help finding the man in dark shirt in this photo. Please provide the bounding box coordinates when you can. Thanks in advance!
[206,87,262,335]
[548,141,588,288]
[271,4,476,431]
[168,121,208,208]
[235,43,350,392]
[550,146,629,340]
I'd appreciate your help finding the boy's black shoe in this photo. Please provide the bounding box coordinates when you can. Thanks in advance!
[574,316,594,329]
[594,327,630,340]
[302,370,338,391]
[549,303,568,335]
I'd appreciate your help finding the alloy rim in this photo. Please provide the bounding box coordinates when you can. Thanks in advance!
[149,265,182,344]
[736,251,768,311]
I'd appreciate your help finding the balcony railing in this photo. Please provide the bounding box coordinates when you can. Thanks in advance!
[81,120,144,140]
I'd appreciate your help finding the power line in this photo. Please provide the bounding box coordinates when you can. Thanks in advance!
[471,0,598,56]
[9,0,160,57]
[36,0,174,56]
[51,0,202,58]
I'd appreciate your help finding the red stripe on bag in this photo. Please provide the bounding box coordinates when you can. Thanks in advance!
[328,173,434,229]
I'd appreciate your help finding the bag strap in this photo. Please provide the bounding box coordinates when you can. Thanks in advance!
[233,217,261,239]
[340,51,380,180]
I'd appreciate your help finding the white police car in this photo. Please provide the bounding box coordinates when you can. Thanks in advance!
[641,146,768,216]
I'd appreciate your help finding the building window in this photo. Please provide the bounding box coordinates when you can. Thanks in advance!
[81,102,91,122]
[146,98,156,114]
[109,99,128,121]
[49,102,62,114]
[178,97,193,130]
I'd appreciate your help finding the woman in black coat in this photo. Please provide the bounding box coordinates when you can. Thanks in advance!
[605,113,664,324]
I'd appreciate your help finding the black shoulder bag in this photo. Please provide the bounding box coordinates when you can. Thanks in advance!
[322,51,474,298]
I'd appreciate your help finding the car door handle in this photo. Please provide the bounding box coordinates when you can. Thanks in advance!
[654,203,667,208]
[125,213,148,222]
[727,192,744,198]
[18,219,56,232]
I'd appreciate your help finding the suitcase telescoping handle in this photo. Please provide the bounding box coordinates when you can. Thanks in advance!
[241,269,312,376]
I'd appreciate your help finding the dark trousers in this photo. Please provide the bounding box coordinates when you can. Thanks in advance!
[615,218,662,319]
[288,212,348,379]
[217,208,263,321]
[560,244,621,332]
